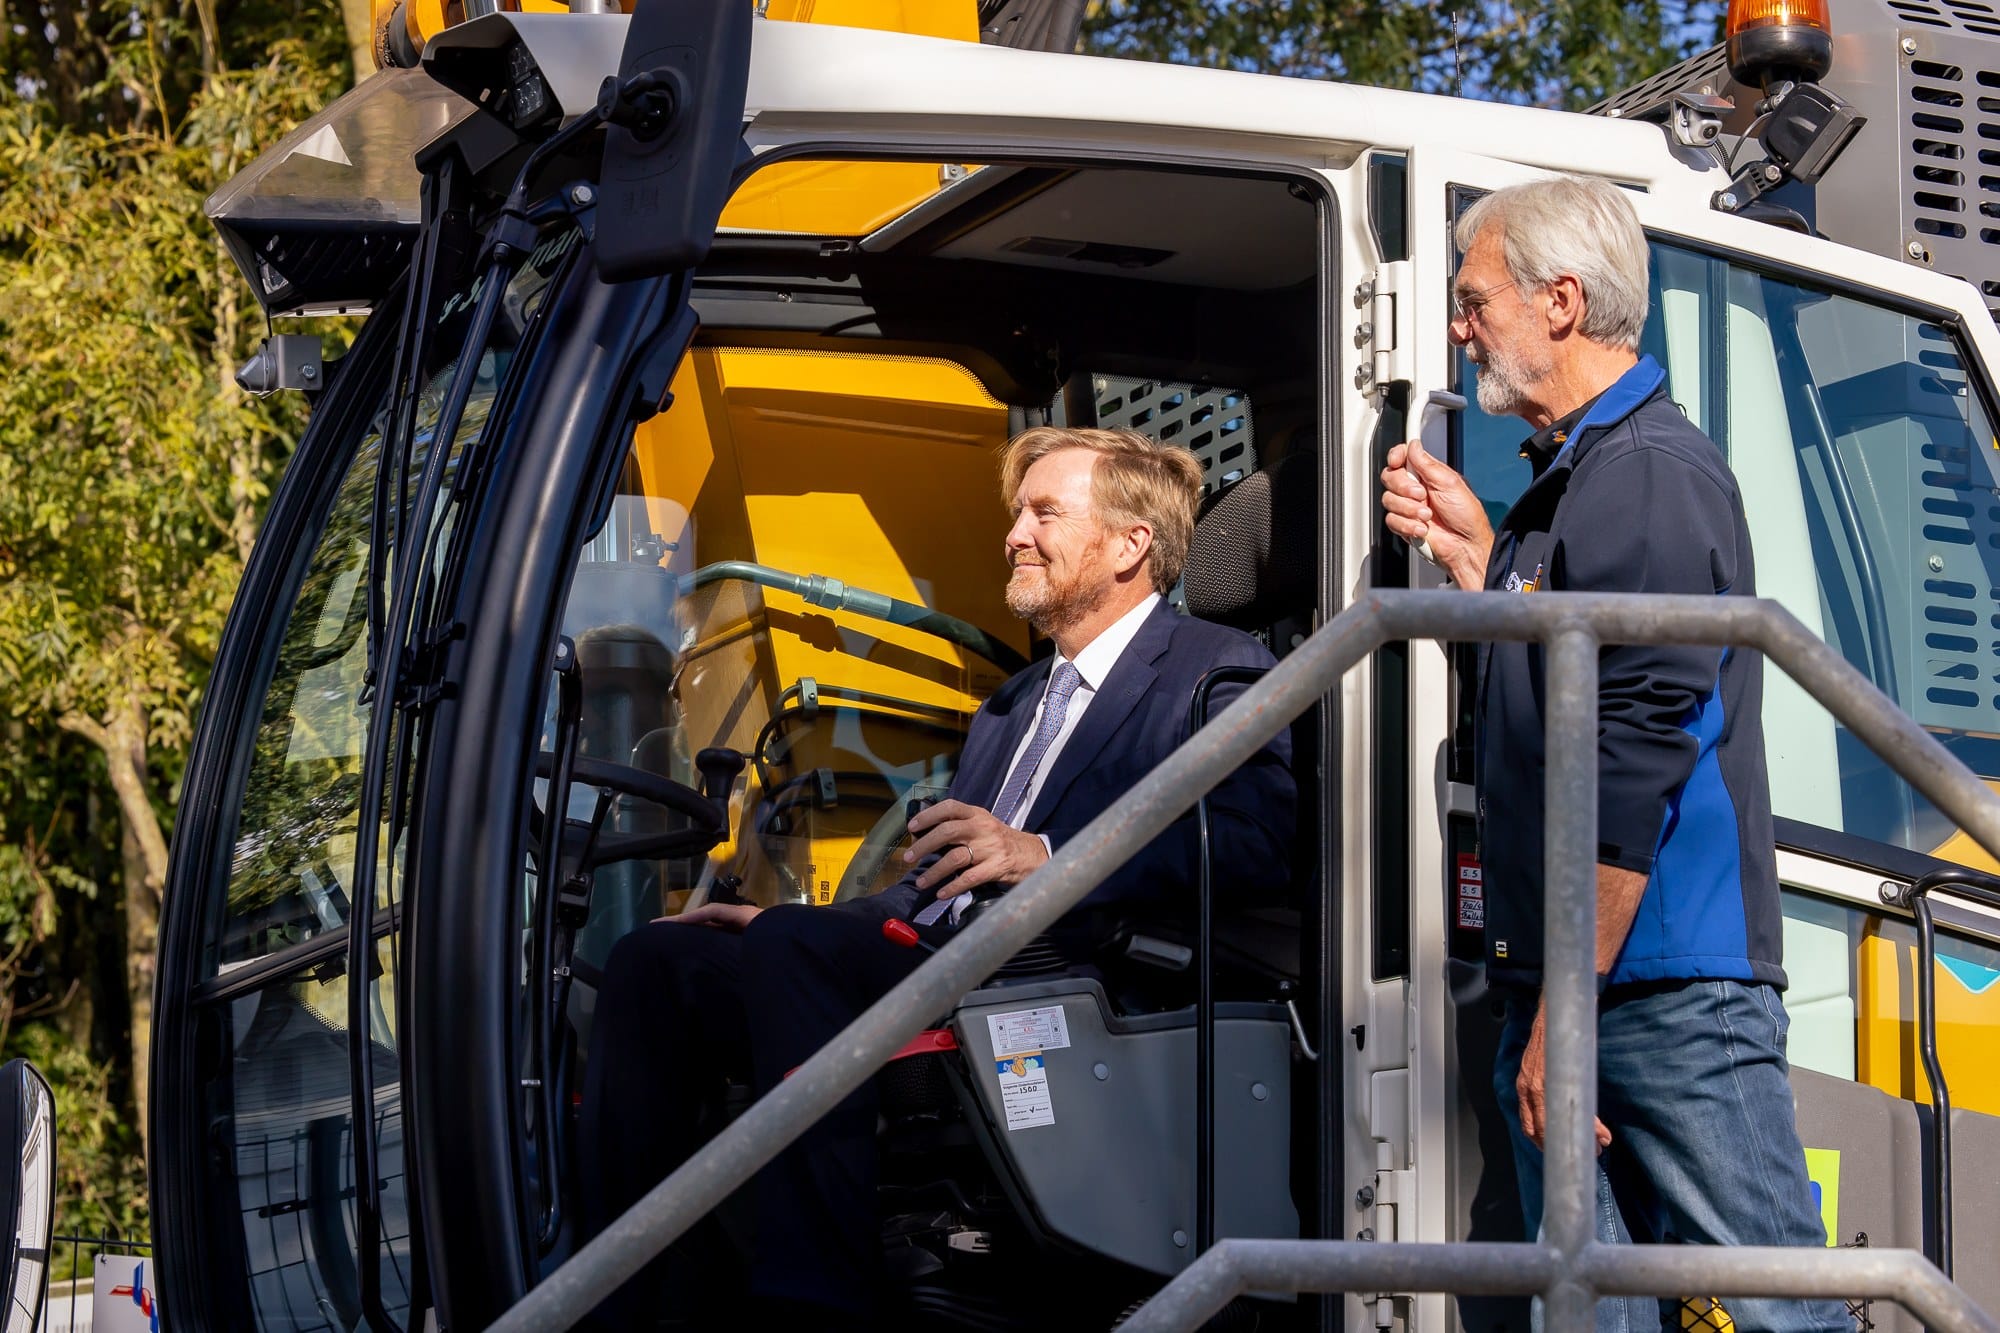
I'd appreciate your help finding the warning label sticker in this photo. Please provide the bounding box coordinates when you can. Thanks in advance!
[986,1006,1072,1060]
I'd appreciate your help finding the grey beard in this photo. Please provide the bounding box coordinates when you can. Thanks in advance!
[1471,344,1552,419]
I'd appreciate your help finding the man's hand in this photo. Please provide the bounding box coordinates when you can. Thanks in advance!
[1379,437,1494,588]
[1517,998,1614,1153]
[662,902,762,931]
[1516,863,1649,1151]
[903,799,1049,900]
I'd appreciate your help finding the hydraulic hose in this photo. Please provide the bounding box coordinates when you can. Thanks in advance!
[681,561,1027,675]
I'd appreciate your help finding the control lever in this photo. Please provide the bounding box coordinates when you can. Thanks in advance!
[695,747,745,825]
[1408,389,1467,565]
[882,919,938,954]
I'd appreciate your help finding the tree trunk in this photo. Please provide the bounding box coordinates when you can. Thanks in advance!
[339,0,377,84]
[57,706,169,902]
[121,819,157,1164]
[56,702,168,1164]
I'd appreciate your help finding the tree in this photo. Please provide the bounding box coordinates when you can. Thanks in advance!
[0,24,347,1160]
[1081,0,1727,109]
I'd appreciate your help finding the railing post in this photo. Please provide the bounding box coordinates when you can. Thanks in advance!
[1541,624,1601,1327]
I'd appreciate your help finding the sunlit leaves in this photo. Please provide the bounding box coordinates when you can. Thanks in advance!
[1081,0,1727,109]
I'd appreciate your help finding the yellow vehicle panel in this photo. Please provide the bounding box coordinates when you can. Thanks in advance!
[1856,924,2000,1115]
[629,347,1018,906]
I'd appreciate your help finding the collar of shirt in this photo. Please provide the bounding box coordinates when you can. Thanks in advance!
[1055,591,1162,695]
[1518,392,1602,481]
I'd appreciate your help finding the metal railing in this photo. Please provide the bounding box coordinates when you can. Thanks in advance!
[492,589,2000,1333]
[46,1230,153,1333]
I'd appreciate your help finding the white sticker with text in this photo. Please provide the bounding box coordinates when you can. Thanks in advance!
[997,1053,1055,1130]
[987,1006,1072,1059]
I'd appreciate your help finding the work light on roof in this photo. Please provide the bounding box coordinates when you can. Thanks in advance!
[1725,0,1834,90]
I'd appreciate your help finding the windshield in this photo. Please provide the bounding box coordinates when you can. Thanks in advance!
[535,346,1028,968]
[214,229,576,976]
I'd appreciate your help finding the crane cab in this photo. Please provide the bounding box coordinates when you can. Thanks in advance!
[150,1,2000,1328]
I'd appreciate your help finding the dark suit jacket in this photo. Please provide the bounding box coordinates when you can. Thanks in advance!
[839,598,1296,929]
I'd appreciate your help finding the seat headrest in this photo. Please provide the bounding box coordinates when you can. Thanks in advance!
[1182,452,1315,629]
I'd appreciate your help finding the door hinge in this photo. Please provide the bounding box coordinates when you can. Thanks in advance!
[1354,260,1413,398]
[1368,1149,1416,1327]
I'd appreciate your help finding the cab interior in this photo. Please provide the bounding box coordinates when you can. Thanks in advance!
[529,154,1333,1316]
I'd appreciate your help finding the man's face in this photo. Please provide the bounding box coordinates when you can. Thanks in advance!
[1004,448,1117,635]
[1451,226,1553,420]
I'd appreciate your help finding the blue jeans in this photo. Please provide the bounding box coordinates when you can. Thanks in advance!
[1494,978,1849,1333]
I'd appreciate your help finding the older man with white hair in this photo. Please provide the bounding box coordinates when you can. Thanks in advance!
[1382,175,1846,1332]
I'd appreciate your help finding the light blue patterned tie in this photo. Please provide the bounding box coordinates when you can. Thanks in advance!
[990,661,1083,827]
[912,661,1082,927]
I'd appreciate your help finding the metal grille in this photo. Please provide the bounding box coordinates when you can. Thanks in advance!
[1889,0,2000,33]
[1586,44,1733,119]
[1091,376,1256,499]
[237,1094,413,1332]
[1905,323,2000,730]
[1588,0,2000,323]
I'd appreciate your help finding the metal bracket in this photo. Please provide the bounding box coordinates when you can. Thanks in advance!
[1354,261,1413,398]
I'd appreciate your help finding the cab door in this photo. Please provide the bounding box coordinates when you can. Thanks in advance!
[1354,148,1560,1333]
[1393,145,2000,1330]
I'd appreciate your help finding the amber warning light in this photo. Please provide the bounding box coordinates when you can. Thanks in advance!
[1725,0,1834,89]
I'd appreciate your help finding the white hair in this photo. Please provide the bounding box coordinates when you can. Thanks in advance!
[1455,175,1650,352]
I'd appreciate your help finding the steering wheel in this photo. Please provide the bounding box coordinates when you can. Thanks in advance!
[531,752,730,865]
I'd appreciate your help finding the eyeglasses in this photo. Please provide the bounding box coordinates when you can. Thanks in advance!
[1450,277,1518,323]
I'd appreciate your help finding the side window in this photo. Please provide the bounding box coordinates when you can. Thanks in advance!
[1783,888,2000,1115]
[1461,239,2000,865]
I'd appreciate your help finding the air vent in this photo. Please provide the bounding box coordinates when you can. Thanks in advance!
[1000,236,1174,269]
[1090,375,1255,499]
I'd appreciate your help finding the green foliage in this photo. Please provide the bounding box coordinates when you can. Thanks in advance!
[0,44,344,752]
[11,1024,148,1278]
[1081,0,1727,108]
[0,0,350,1241]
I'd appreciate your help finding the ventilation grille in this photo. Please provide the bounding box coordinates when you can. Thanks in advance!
[1892,54,2000,320]
[1091,375,1256,499]
[1904,324,2000,728]
[1888,0,2000,33]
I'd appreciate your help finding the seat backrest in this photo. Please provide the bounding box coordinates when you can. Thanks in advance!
[1181,450,1315,630]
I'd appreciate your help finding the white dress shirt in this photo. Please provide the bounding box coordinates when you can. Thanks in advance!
[947,592,1161,923]
[998,591,1161,828]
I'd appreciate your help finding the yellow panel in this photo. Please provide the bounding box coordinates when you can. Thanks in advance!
[765,0,978,39]
[620,346,1018,908]
[1928,777,2000,873]
[1856,926,2000,1114]
[720,160,961,236]
[714,347,1021,706]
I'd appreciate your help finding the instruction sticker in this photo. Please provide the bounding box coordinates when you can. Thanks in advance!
[986,1006,1072,1059]
[996,1053,1055,1130]
[1455,854,1485,931]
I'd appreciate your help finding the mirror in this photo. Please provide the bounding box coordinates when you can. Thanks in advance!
[0,1059,54,1333]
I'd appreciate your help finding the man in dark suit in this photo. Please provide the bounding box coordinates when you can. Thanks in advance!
[581,426,1296,1328]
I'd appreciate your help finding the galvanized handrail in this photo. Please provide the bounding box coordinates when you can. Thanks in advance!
[491,589,2000,1333]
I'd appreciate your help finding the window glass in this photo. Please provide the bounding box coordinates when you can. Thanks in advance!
[213,230,577,976]
[1781,887,2000,1117]
[1458,239,2000,863]
[204,948,410,1331]
[203,225,575,1331]
[536,347,1020,970]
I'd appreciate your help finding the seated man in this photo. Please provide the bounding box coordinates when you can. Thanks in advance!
[580,425,1297,1328]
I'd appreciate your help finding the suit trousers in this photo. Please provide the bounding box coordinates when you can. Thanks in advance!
[579,903,928,1323]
